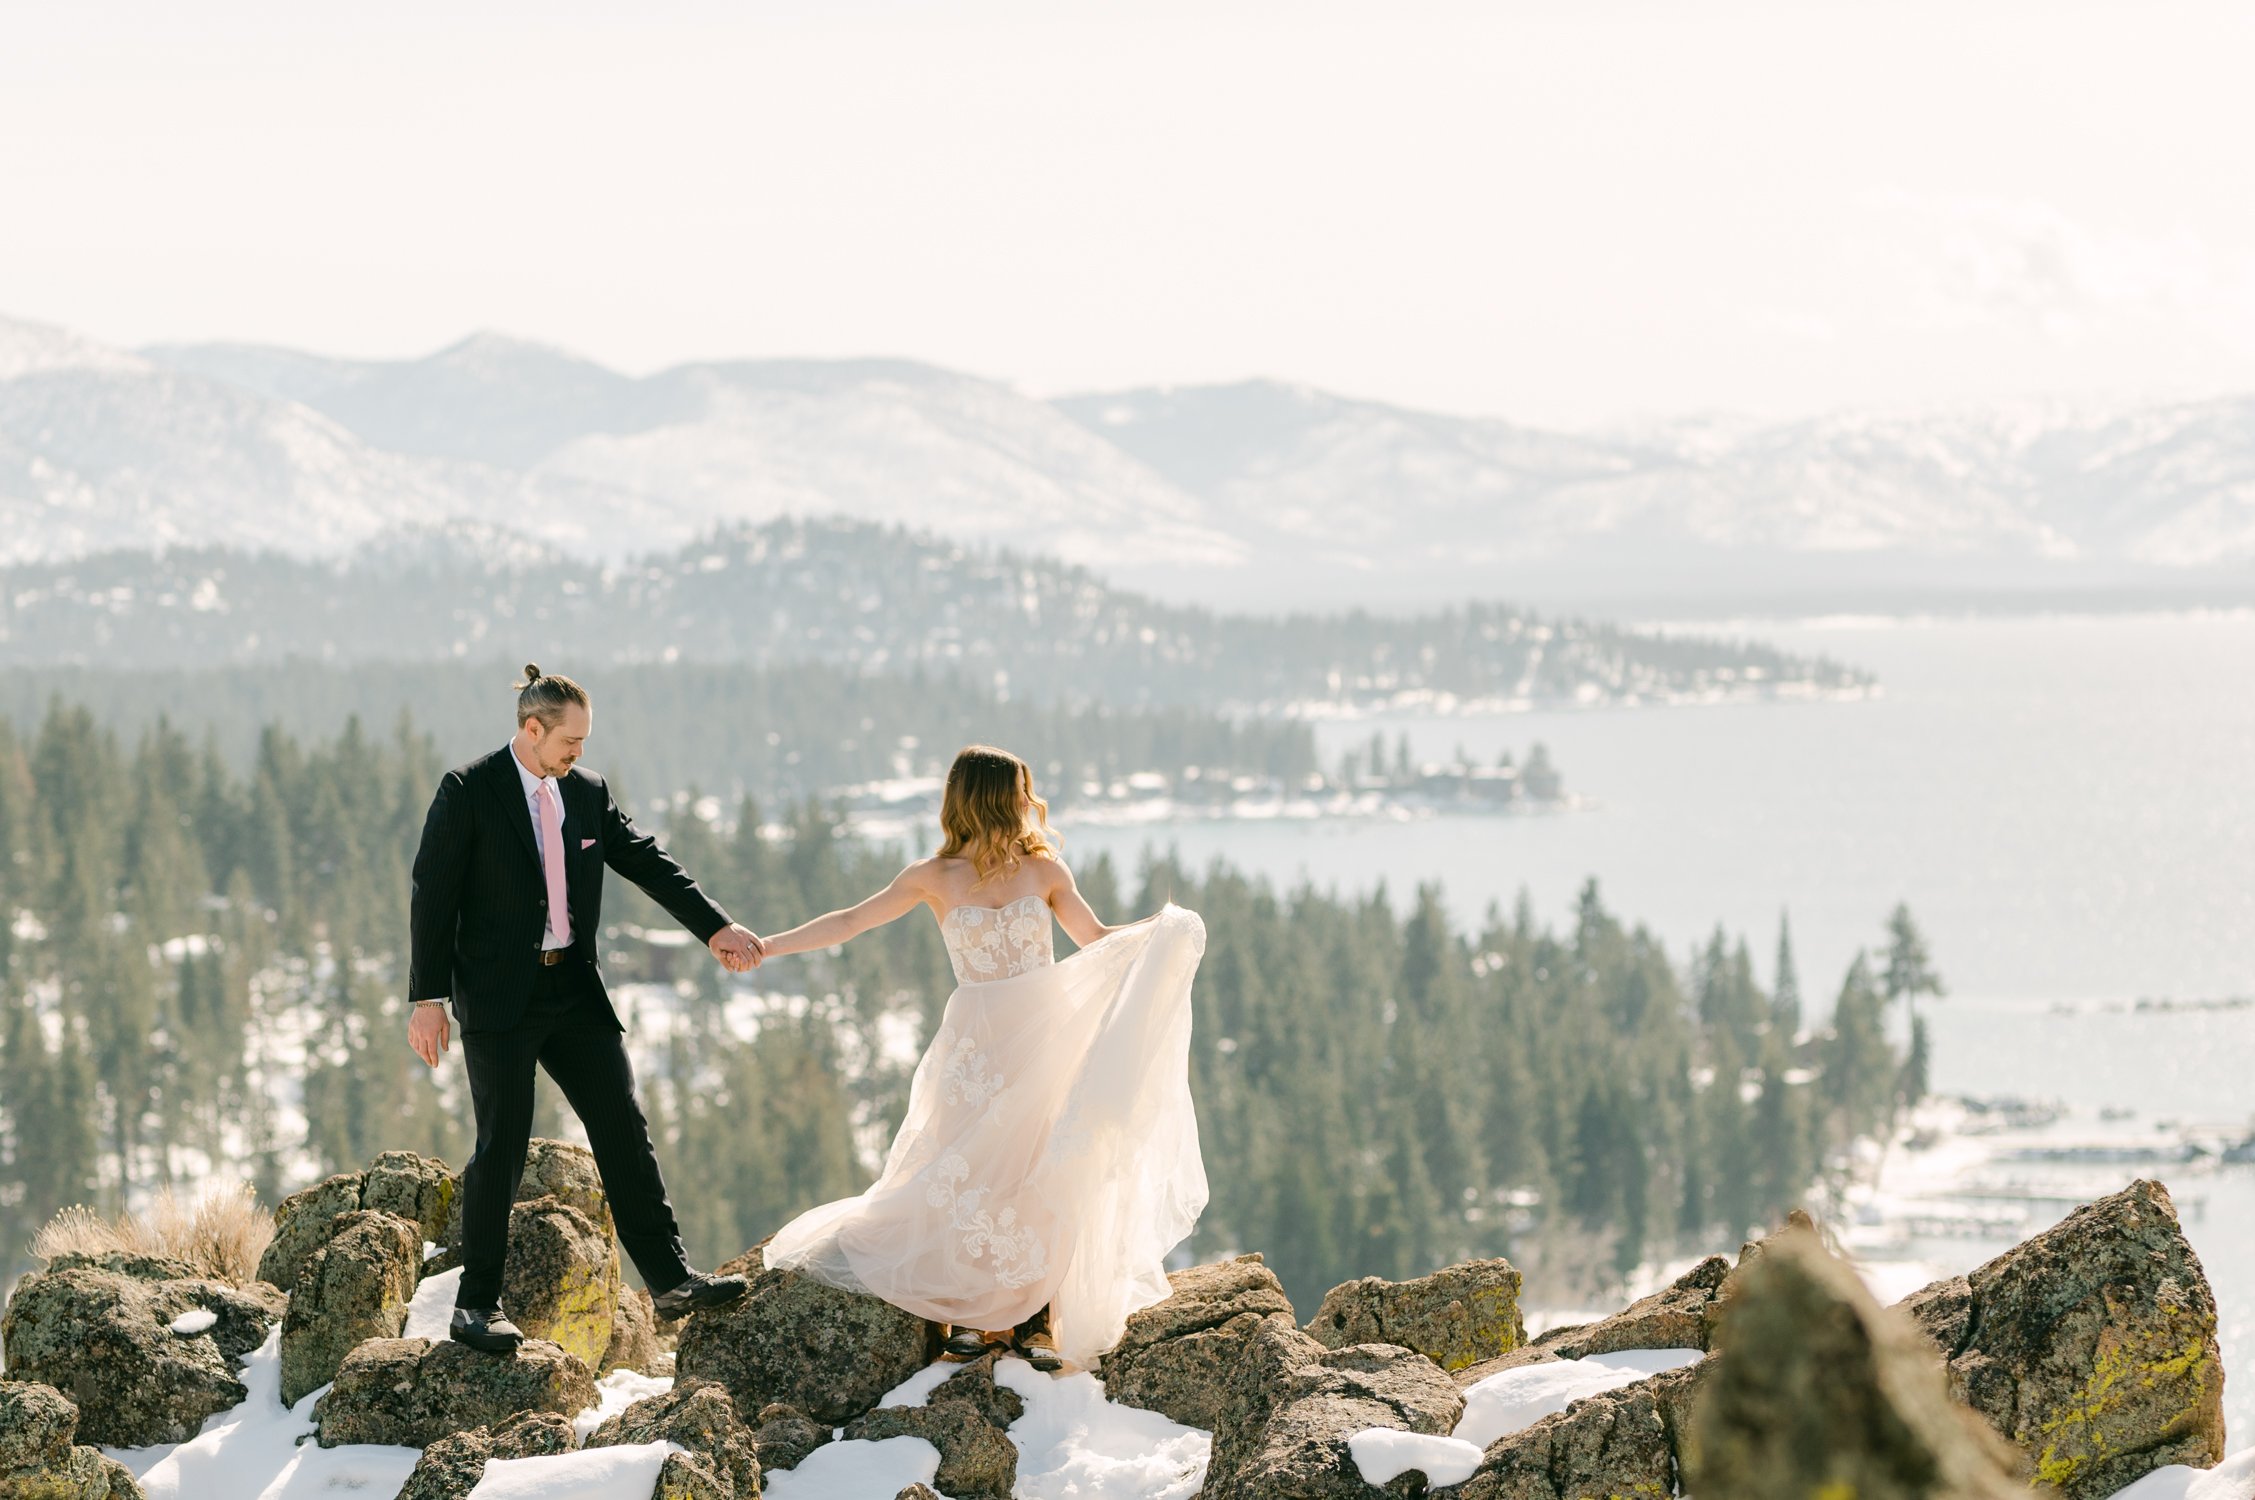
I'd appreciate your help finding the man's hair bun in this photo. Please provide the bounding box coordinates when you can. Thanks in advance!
[514,665,589,728]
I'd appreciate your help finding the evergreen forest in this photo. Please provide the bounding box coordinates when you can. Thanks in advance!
[0,704,1930,1311]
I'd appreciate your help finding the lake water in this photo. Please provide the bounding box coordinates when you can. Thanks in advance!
[1066,611,2255,1008]
[1063,611,2255,1441]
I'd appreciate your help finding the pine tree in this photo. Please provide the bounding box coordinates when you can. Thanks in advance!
[1880,903,1945,1020]
[1822,954,1893,1145]
[1772,910,1802,1040]
[1900,1013,1933,1109]
[246,767,302,952]
[1751,1028,1814,1220]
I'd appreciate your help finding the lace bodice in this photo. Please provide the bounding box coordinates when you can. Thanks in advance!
[939,894,1057,985]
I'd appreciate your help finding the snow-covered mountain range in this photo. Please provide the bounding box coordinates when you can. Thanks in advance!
[5,312,2252,611]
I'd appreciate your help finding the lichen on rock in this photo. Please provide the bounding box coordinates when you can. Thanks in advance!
[396,1410,579,1500]
[846,1401,1019,1500]
[1307,1258,1527,1374]
[278,1208,423,1405]
[499,1194,622,1372]
[1202,1322,1465,1500]
[673,1241,934,1427]
[749,1402,832,1474]
[585,1378,760,1499]
[0,1262,276,1447]
[1099,1253,1299,1432]
[1900,1177,2225,1500]
[601,1284,670,1375]
[0,1381,146,1498]
[311,1336,597,1449]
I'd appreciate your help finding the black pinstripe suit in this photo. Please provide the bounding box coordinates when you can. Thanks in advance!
[409,745,732,1308]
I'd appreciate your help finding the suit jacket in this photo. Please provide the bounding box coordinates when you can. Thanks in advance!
[408,746,731,1033]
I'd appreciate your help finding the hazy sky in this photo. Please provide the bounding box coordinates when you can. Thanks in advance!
[6,0,2253,426]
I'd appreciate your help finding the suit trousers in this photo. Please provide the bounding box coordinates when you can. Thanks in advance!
[455,957,691,1310]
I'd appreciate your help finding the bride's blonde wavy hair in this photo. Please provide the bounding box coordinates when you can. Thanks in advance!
[938,744,1058,887]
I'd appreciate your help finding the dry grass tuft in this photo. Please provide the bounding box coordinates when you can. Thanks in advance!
[31,1183,274,1284]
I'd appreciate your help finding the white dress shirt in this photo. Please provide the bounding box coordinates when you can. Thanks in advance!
[509,743,573,951]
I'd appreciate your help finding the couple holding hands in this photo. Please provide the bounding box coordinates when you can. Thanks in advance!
[407,666,1207,1374]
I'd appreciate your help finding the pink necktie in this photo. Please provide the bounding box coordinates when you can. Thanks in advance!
[535,781,572,947]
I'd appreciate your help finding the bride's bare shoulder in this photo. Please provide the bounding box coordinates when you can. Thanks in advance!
[1031,851,1075,896]
[897,856,949,892]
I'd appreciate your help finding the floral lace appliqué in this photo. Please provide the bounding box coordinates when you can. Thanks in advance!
[924,1151,1048,1289]
[940,895,1056,986]
[939,1030,1005,1108]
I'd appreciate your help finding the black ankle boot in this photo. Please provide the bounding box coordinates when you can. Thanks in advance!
[1013,1303,1063,1373]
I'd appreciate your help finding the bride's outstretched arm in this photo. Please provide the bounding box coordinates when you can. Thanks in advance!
[757,863,932,958]
[1048,857,1159,949]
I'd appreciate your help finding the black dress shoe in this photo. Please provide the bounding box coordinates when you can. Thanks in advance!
[449,1307,524,1355]
[652,1270,750,1320]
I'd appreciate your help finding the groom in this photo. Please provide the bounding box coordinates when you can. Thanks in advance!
[407,664,764,1353]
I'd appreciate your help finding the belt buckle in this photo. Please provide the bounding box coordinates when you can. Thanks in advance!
[539,949,565,967]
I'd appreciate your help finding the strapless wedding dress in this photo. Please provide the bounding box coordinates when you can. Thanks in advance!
[764,898,1208,1363]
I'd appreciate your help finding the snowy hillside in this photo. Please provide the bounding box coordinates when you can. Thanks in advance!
[5,314,2254,609]
[1058,382,2255,605]
[143,331,1241,579]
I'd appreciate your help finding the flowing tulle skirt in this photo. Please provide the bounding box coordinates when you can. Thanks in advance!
[764,904,1208,1364]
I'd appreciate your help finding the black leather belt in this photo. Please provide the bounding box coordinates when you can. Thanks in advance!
[538,949,570,966]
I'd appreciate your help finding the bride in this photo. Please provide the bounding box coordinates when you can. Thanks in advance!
[754,744,1208,1371]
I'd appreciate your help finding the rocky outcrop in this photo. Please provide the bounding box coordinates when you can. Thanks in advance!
[1688,1229,2025,1500]
[1185,1304,1466,1500]
[931,1350,1028,1431]
[1456,1255,1733,1389]
[602,1285,669,1375]
[1897,1178,2225,1499]
[358,1151,460,1246]
[585,1380,761,1500]
[0,1167,2231,1500]
[674,1242,934,1426]
[652,1451,736,1500]
[0,1261,282,1446]
[895,1488,943,1500]
[1433,1358,1710,1500]
[1099,1253,1299,1431]
[396,1410,579,1500]
[749,1403,832,1474]
[260,1152,455,1291]
[312,1336,597,1448]
[500,1195,622,1371]
[0,1382,146,1499]
[1307,1259,1527,1374]
[259,1175,365,1292]
[846,1402,1019,1500]
[278,1208,424,1405]
[1558,1254,1732,1359]
[506,1140,613,1236]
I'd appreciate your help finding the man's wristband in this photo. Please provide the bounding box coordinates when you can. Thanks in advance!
[413,999,447,1008]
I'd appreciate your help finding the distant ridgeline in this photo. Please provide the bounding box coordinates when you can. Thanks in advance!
[0,517,1871,708]
[0,704,1931,1311]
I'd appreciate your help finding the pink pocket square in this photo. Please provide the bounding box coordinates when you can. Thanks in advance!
[580,838,597,850]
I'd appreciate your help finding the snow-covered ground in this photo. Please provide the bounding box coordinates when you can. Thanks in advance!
[83,1098,2255,1499]
[104,1327,1211,1499]
[105,1322,2255,1499]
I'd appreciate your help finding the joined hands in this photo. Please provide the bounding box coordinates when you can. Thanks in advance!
[710,922,765,973]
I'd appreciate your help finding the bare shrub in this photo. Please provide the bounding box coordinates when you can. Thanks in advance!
[30,1203,128,1264]
[30,1183,274,1284]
